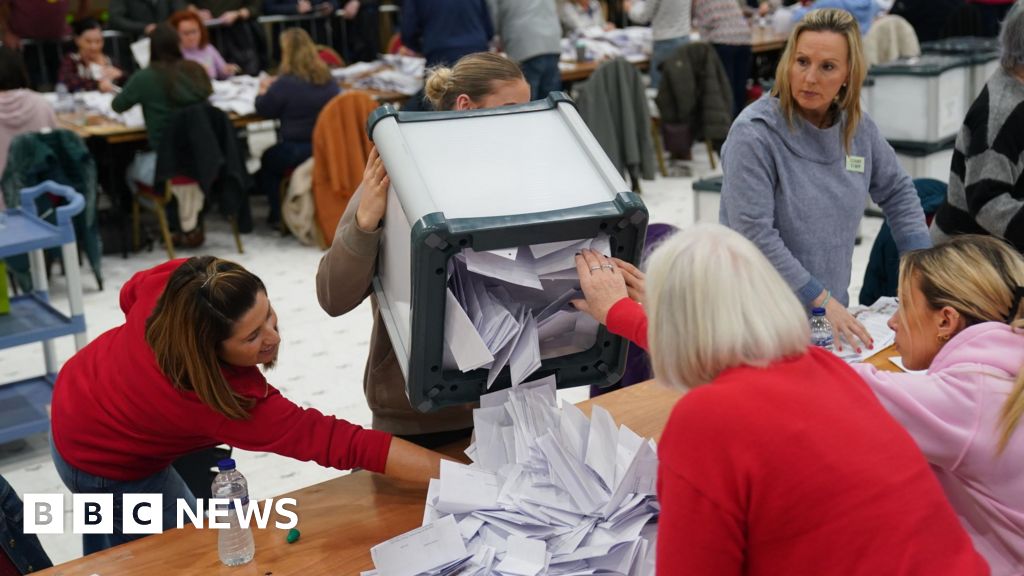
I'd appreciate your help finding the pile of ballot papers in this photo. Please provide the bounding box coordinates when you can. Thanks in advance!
[331,54,426,95]
[560,27,652,63]
[365,376,659,576]
[836,297,898,364]
[443,235,611,387]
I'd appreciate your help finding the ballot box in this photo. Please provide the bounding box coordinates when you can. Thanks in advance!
[921,37,1000,103]
[868,54,971,147]
[368,93,649,413]
[893,139,956,183]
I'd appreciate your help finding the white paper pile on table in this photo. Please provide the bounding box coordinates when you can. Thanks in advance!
[836,296,898,364]
[331,54,426,95]
[443,235,610,388]
[365,376,659,576]
[559,27,652,63]
[210,76,261,116]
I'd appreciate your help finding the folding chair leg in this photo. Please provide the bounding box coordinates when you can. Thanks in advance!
[650,119,668,178]
[153,205,176,260]
[705,140,717,170]
[230,216,244,254]
[132,198,141,252]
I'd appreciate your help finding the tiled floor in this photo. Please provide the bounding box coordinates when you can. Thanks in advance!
[0,141,883,565]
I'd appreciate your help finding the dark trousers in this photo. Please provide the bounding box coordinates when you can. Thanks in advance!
[975,2,1014,37]
[520,53,562,100]
[713,43,753,120]
[258,140,312,224]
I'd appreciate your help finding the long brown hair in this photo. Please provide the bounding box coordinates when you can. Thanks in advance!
[278,27,331,85]
[898,235,1024,453]
[146,256,267,420]
[771,8,867,152]
[424,52,524,111]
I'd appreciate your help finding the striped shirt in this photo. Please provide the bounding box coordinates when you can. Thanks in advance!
[628,0,692,41]
[693,0,753,45]
[932,68,1024,253]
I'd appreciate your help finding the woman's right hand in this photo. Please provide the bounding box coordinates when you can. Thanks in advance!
[612,257,645,304]
[821,295,873,353]
[355,147,390,232]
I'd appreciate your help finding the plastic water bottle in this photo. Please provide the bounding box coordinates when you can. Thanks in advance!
[54,82,71,114]
[212,458,255,566]
[810,307,834,351]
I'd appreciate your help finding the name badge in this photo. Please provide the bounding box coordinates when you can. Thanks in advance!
[846,155,865,173]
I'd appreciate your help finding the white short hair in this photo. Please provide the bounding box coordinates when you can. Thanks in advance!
[647,223,811,391]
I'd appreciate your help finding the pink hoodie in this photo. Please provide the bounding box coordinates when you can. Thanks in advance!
[0,89,57,204]
[854,322,1024,576]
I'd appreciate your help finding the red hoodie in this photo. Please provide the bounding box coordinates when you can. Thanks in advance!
[51,259,391,481]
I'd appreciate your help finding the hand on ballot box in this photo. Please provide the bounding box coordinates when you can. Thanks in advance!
[356,147,390,232]
[571,249,645,325]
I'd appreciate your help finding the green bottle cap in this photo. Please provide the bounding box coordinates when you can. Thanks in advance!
[286,528,300,544]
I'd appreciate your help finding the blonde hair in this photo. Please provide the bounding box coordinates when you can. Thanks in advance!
[647,224,810,390]
[278,27,331,86]
[771,8,867,152]
[146,256,267,420]
[424,52,524,111]
[897,235,1024,453]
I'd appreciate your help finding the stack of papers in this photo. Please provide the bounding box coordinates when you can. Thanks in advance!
[210,76,260,116]
[443,236,610,388]
[366,376,659,576]
[331,54,426,95]
[838,296,898,363]
[559,27,652,63]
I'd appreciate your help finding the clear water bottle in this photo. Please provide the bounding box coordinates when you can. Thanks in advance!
[54,82,71,114]
[212,458,255,566]
[810,307,834,351]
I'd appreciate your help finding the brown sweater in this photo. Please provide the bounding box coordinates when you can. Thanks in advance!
[316,184,475,435]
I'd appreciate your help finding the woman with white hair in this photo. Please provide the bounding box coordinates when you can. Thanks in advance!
[598,223,987,573]
[931,3,1024,254]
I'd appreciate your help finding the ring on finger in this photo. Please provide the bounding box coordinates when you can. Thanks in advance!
[601,264,614,270]
[589,265,602,272]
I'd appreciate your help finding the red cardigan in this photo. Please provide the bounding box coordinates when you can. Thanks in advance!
[657,347,989,575]
[606,297,648,351]
[51,259,392,481]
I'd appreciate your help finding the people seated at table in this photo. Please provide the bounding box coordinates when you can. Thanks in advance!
[255,27,339,225]
[623,0,692,89]
[850,235,1024,574]
[643,223,988,574]
[58,19,124,94]
[488,0,563,100]
[720,8,931,352]
[170,10,239,80]
[692,0,754,119]
[112,24,212,206]
[559,0,614,35]
[50,256,447,554]
[932,4,1024,254]
[186,0,265,75]
[0,47,56,186]
[108,0,182,38]
[316,52,529,447]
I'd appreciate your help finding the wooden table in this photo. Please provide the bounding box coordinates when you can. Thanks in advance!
[559,57,650,84]
[752,26,789,54]
[57,112,266,145]
[37,347,898,575]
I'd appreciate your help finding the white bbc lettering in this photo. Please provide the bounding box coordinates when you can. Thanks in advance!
[72,494,113,534]
[235,498,273,529]
[207,498,231,529]
[122,494,163,534]
[274,498,298,529]
[23,494,64,534]
[177,498,204,529]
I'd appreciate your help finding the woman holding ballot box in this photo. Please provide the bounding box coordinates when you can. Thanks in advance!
[316,52,530,447]
[720,8,931,352]
[640,224,986,574]
[852,235,1024,574]
[50,257,445,554]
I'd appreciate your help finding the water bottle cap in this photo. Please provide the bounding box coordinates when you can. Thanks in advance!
[217,458,236,471]
[811,307,826,316]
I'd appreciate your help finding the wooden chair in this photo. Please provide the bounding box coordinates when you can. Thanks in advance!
[132,177,244,260]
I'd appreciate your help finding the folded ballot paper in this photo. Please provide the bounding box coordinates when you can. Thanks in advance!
[365,376,659,576]
[442,235,610,388]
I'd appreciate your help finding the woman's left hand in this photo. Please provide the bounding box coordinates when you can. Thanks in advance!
[103,65,123,81]
[571,249,629,325]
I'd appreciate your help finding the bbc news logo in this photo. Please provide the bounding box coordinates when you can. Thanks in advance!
[23,494,298,535]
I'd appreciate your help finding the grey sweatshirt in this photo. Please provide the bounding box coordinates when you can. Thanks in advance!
[720,96,931,307]
[488,0,561,63]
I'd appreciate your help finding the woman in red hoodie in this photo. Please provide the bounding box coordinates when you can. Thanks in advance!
[50,256,445,554]
[577,223,988,574]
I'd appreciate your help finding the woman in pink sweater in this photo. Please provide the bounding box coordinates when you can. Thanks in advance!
[853,235,1024,575]
[0,46,55,199]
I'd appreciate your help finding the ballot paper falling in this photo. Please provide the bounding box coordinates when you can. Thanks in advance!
[442,235,610,387]
[365,375,659,576]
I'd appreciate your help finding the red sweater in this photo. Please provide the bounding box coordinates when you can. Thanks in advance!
[657,347,989,575]
[606,297,648,351]
[51,259,392,481]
